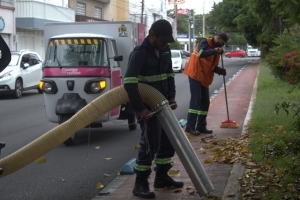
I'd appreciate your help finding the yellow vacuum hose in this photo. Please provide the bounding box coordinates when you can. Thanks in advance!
[0,83,166,178]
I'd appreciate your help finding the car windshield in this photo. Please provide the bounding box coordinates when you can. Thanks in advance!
[9,54,20,66]
[171,51,180,58]
[44,38,108,67]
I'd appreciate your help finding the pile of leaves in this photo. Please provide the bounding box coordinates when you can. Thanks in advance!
[198,133,300,199]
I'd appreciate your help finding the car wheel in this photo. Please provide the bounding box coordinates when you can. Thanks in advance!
[128,114,137,130]
[240,55,244,58]
[59,115,77,146]
[13,79,22,99]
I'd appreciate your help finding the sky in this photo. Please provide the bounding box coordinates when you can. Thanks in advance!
[37,0,223,15]
[167,0,223,15]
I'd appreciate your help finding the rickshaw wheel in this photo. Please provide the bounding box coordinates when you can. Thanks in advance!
[59,115,77,146]
[128,114,137,130]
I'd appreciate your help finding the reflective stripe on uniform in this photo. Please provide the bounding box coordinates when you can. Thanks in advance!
[138,73,174,82]
[124,77,138,84]
[188,109,208,115]
[197,49,203,57]
[154,157,172,165]
[124,73,175,84]
[135,164,151,171]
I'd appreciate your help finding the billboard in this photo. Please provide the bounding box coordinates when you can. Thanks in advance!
[177,8,189,15]
[168,0,185,4]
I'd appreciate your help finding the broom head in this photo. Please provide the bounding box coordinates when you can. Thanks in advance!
[220,119,239,128]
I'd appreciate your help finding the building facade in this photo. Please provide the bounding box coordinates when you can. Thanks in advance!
[0,0,16,51]
[1,0,173,60]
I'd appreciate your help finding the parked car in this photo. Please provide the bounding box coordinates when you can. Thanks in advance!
[0,49,43,98]
[171,50,187,72]
[224,50,246,58]
[181,50,191,57]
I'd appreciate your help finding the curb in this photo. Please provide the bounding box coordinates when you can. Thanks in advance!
[221,62,259,200]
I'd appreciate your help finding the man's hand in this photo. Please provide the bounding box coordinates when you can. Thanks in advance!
[139,108,151,121]
[216,48,223,54]
[169,98,178,110]
[219,68,226,76]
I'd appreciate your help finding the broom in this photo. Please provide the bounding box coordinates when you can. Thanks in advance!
[220,54,239,128]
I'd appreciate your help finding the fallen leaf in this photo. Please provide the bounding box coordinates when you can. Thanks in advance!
[95,146,100,149]
[104,174,111,177]
[199,147,206,154]
[168,169,180,177]
[204,157,212,163]
[96,182,104,189]
[187,135,194,139]
[186,185,195,190]
[241,147,249,153]
[60,178,66,182]
[245,162,257,166]
[134,144,140,149]
[104,158,112,161]
[36,157,46,163]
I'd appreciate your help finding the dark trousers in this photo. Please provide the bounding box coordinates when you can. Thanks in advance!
[135,114,175,177]
[186,77,210,131]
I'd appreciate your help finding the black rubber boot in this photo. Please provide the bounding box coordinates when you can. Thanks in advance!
[132,175,155,199]
[154,170,184,190]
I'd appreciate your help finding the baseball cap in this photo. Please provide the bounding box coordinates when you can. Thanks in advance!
[217,33,228,47]
[149,19,175,43]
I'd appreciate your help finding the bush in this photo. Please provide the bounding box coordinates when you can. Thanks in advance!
[169,40,181,50]
[283,51,300,85]
[265,30,299,83]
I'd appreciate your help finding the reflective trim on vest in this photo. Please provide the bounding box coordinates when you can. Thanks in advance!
[188,109,208,115]
[135,164,151,171]
[154,157,172,165]
[124,77,138,84]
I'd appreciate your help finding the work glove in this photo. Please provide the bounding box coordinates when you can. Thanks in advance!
[168,98,178,110]
[219,68,226,76]
[216,48,223,54]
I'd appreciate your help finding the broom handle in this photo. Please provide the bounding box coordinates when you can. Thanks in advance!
[221,54,230,121]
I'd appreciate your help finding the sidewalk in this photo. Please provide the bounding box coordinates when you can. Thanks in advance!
[93,59,260,200]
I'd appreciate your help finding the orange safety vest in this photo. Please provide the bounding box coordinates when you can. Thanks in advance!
[183,38,220,88]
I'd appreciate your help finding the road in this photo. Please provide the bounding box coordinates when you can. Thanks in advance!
[0,57,254,200]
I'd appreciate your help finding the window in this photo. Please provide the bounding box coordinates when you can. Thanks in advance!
[95,7,102,19]
[77,2,86,16]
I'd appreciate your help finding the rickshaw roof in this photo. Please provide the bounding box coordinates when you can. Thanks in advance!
[51,33,114,40]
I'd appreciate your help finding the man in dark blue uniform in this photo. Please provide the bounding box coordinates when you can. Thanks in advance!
[124,19,183,199]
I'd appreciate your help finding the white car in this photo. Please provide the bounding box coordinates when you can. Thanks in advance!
[171,50,187,72]
[0,49,43,98]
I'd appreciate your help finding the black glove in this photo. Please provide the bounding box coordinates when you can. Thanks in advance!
[219,68,226,76]
[216,48,223,54]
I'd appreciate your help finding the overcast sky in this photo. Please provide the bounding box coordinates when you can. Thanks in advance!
[37,0,222,15]
[167,0,223,14]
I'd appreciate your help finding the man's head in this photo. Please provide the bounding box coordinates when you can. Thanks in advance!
[148,19,175,50]
[215,33,228,47]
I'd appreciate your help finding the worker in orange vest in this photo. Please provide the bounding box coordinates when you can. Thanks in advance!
[183,33,228,136]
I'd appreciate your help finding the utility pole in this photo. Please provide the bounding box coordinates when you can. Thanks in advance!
[141,0,144,24]
[174,0,177,39]
[192,9,195,51]
[188,9,194,51]
[202,0,205,37]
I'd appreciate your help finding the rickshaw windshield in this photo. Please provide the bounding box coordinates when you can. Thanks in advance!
[44,38,108,67]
